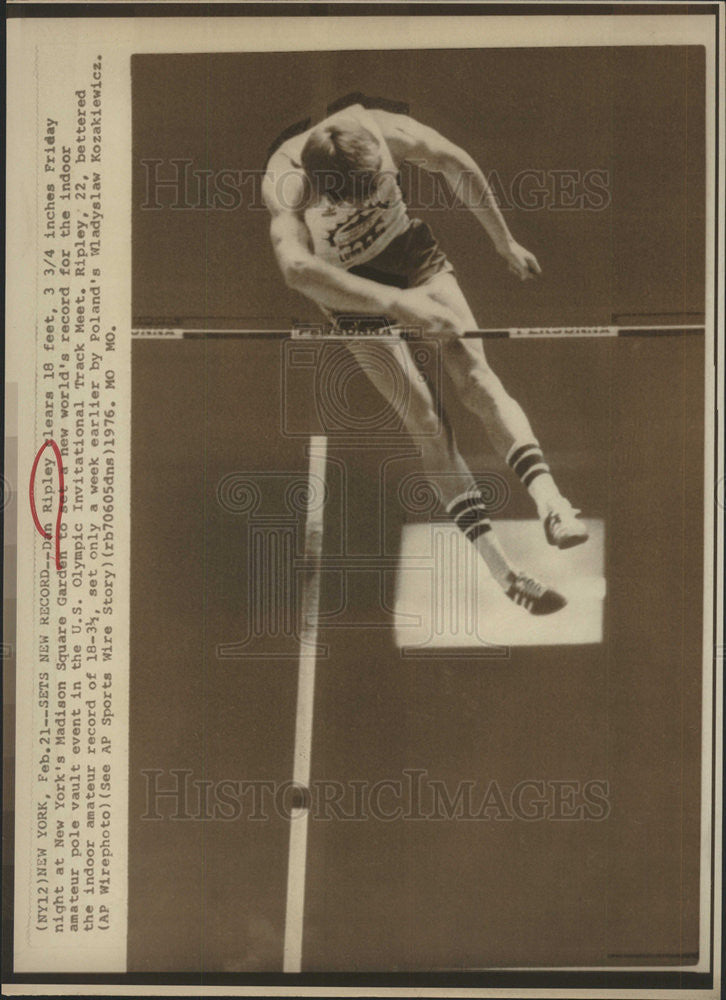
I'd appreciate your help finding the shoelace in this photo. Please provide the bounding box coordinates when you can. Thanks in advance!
[516,575,546,600]
[548,506,582,536]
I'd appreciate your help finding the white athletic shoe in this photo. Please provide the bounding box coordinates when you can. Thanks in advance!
[543,498,589,550]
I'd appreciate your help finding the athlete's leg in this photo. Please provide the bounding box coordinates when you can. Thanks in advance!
[340,337,566,613]
[421,272,542,456]
[418,272,588,548]
[341,339,509,586]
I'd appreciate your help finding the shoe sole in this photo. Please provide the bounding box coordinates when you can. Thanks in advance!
[531,599,568,616]
[554,532,590,551]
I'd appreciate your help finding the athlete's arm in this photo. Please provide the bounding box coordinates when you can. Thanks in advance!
[371,110,541,281]
[262,154,463,332]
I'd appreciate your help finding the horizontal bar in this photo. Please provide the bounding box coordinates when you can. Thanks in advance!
[131,325,706,341]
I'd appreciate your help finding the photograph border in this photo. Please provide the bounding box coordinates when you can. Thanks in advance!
[3,2,722,994]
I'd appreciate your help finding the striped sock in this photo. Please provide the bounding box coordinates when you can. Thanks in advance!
[446,487,513,588]
[506,441,559,514]
[446,487,492,542]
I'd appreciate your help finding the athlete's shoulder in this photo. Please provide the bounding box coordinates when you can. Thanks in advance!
[266,134,305,174]
[367,108,418,134]
[367,109,428,159]
[262,148,307,214]
[368,110,454,166]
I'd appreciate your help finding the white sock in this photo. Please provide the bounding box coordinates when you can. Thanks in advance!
[446,488,515,589]
[505,441,561,517]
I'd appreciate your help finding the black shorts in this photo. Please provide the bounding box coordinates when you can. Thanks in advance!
[348,218,454,290]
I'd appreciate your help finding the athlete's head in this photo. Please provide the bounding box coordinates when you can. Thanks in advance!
[300,117,383,204]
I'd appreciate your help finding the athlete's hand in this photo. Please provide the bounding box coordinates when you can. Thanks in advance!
[500,240,542,281]
[391,288,463,337]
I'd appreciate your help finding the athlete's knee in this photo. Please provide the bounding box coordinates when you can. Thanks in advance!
[421,314,463,339]
[397,289,464,339]
[418,301,464,339]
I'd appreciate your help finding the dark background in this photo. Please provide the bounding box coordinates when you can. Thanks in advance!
[129,47,706,972]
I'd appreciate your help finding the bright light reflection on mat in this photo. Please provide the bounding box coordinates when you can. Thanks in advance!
[395,519,605,649]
